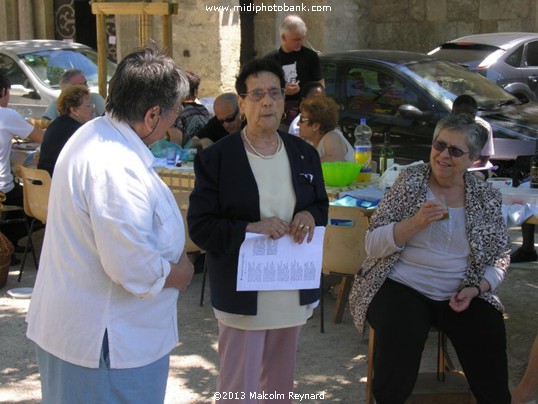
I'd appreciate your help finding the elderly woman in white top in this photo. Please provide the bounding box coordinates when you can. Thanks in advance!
[349,113,511,403]
[297,96,354,162]
[26,44,194,403]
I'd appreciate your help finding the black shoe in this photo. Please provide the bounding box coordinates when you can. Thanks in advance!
[10,255,21,266]
[510,248,538,263]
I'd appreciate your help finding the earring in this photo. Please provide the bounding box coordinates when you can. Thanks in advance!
[282,112,287,120]
[240,113,246,122]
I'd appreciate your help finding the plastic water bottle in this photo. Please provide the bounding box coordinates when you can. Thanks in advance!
[354,118,372,170]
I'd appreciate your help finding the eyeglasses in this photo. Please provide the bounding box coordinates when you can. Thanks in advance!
[82,103,95,109]
[217,109,239,124]
[298,115,310,124]
[432,139,470,158]
[240,88,285,102]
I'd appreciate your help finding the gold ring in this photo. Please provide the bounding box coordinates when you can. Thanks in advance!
[305,225,310,230]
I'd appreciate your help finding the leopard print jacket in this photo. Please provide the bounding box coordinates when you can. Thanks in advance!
[348,163,511,336]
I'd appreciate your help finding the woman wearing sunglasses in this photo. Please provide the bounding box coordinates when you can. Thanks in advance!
[349,113,512,403]
[297,96,355,162]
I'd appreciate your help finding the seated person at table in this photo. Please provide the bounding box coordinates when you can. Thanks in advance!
[298,96,354,162]
[167,71,210,147]
[0,72,43,264]
[38,85,95,177]
[288,81,325,135]
[43,69,105,120]
[190,93,243,150]
[349,113,511,403]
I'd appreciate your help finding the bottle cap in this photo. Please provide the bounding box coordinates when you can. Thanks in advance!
[360,118,366,125]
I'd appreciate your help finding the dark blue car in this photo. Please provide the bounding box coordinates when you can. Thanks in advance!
[320,50,538,183]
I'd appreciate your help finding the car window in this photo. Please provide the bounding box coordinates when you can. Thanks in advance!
[16,49,116,90]
[0,54,30,88]
[506,44,523,67]
[345,66,418,116]
[525,41,538,67]
[403,59,516,110]
[321,62,337,96]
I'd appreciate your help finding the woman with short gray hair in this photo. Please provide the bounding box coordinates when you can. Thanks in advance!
[26,43,193,403]
[349,112,511,403]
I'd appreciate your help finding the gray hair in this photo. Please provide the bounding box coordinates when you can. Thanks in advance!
[59,69,85,88]
[279,15,307,36]
[105,42,189,125]
[214,92,238,109]
[433,113,488,161]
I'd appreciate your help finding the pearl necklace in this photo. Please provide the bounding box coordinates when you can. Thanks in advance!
[242,129,281,159]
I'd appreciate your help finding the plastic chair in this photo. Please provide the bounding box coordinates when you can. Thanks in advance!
[18,167,51,281]
[320,205,369,333]
[172,192,207,306]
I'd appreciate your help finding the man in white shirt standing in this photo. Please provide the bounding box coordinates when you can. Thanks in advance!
[0,72,43,264]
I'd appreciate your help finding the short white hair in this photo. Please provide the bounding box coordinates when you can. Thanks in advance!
[279,15,307,36]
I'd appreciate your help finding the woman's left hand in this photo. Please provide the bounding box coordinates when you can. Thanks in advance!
[449,287,479,313]
[289,210,315,244]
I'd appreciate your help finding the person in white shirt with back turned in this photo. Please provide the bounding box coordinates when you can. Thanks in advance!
[0,72,43,265]
[26,43,194,404]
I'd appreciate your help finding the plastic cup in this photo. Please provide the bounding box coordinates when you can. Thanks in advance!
[165,146,177,165]
[428,193,449,221]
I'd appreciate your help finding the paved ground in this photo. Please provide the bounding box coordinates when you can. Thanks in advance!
[0,227,536,403]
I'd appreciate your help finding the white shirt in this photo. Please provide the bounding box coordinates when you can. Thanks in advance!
[26,114,185,369]
[316,128,355,162]
[288,114,300,135]
[476,116,494,156]
[0,106,34,193]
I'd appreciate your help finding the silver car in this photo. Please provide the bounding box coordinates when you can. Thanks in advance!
[0,39,116,118]
[428,32,538,102]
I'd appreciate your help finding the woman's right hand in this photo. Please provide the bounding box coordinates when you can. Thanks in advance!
[246,216,290,240]
[165,251,194,291]
[393,200,448,246]
[413,200,447,228]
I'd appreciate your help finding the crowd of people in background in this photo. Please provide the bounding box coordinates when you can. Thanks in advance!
[0,12,537,404]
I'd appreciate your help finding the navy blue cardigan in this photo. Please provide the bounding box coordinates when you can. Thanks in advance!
[187,130,329,315]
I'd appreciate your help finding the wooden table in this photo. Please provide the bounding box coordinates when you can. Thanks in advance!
[155,165,195,193]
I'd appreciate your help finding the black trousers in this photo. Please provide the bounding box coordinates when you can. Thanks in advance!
[367,278,511,404]
[0,182,26,246]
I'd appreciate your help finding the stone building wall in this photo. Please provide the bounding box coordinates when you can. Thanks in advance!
[1,0,538,97]
[170,0,240,97]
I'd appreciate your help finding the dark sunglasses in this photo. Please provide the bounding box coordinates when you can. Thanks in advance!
[218,109,239,124]
[299,115,310,124]
[432,139,469,158]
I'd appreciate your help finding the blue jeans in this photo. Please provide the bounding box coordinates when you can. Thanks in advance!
[36,331,170,404]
